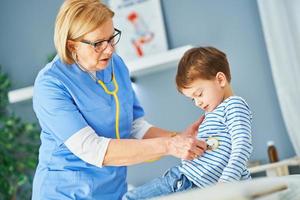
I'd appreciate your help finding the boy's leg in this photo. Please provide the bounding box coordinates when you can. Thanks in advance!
[122,166,194,200]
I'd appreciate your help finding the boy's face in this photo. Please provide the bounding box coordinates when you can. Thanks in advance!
[181,73,227,112]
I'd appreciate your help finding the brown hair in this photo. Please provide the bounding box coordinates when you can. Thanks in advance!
[176,46,231,91]
[54,0,114,64]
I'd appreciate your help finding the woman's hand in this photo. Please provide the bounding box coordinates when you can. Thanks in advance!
[166,134,206,160]
[166,115,206,160]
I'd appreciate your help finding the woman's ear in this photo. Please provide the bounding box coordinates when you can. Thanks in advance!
[67,40,77,52]
[216,72,227,87]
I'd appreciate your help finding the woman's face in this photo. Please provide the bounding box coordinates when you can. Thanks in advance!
[73,18,116,71]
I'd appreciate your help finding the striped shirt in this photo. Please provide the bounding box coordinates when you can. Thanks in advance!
[179,96,253,188]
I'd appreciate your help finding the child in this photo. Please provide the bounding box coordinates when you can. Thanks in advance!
[123,47,253,200]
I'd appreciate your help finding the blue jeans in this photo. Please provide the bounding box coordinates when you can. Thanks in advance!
[122,166,195,200]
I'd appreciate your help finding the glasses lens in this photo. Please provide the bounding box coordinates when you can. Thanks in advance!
[94,41,107,52]
[93,30,121,52]
[111,32,121,46]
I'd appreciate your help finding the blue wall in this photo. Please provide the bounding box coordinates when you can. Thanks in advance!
[0,0,295,186]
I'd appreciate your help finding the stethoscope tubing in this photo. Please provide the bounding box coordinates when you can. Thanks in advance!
[74,56,121,139]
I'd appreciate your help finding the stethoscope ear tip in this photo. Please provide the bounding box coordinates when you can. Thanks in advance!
[130,76,136,83]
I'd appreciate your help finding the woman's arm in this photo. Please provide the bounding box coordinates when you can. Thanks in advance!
[142,127,176,139]
[103,117,206,166]
[103,137,168,166]
[103,135,206,166]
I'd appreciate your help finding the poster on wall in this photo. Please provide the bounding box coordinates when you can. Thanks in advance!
[108,0,168,63]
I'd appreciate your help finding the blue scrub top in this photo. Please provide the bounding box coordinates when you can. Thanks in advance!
[32,54,144,200]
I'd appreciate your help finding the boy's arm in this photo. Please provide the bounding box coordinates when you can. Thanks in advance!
[219,99,253,182]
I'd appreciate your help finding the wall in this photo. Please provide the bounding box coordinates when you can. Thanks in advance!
[0,0,295,187]
[0,0,62,121]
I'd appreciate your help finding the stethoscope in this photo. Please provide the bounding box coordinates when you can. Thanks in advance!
[206,137,219,151]
[73,54,121,139]
[74,55,220,156]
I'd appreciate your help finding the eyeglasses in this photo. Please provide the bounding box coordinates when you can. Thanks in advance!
[80,28,121,53]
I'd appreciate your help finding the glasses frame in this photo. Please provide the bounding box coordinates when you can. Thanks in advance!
[80,28,121,52]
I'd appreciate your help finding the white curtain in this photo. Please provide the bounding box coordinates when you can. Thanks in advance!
[257,0,300,156]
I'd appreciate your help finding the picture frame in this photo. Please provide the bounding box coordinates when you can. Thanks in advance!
[108,0,168,63]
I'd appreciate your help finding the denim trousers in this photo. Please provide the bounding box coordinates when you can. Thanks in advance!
[122,166,195,200]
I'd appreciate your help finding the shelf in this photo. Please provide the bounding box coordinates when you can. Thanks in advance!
[128,45,193,77]
[8,86,34,104]
[8,45,192,103]
[249,156,300,176]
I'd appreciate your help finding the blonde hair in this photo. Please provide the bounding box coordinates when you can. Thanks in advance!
[54,0,114,64]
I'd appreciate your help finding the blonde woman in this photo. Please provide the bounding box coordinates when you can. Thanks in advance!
[31,0,206,199]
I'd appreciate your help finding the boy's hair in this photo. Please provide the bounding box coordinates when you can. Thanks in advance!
[176,46,231,92]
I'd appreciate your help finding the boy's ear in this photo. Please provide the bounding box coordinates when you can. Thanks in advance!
[216,72,227,87]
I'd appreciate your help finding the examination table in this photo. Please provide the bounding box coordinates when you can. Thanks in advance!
[156,175,300,200]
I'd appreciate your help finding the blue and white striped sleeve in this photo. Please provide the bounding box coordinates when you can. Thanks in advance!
[219,98,253,182]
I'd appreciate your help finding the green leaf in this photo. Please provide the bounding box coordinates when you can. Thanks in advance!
[17,175,28,186]
[0,66,41,199]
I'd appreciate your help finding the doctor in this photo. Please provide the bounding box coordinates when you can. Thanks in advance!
[31,0,206,199]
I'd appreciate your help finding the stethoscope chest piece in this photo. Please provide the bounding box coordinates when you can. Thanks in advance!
[206,137,219,151]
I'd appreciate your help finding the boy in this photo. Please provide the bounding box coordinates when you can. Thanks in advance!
[123,47,253,200]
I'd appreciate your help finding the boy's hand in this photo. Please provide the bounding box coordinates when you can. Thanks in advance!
[182,115,205,138]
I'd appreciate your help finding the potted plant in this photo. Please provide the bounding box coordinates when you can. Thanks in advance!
[0,66,40,200]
